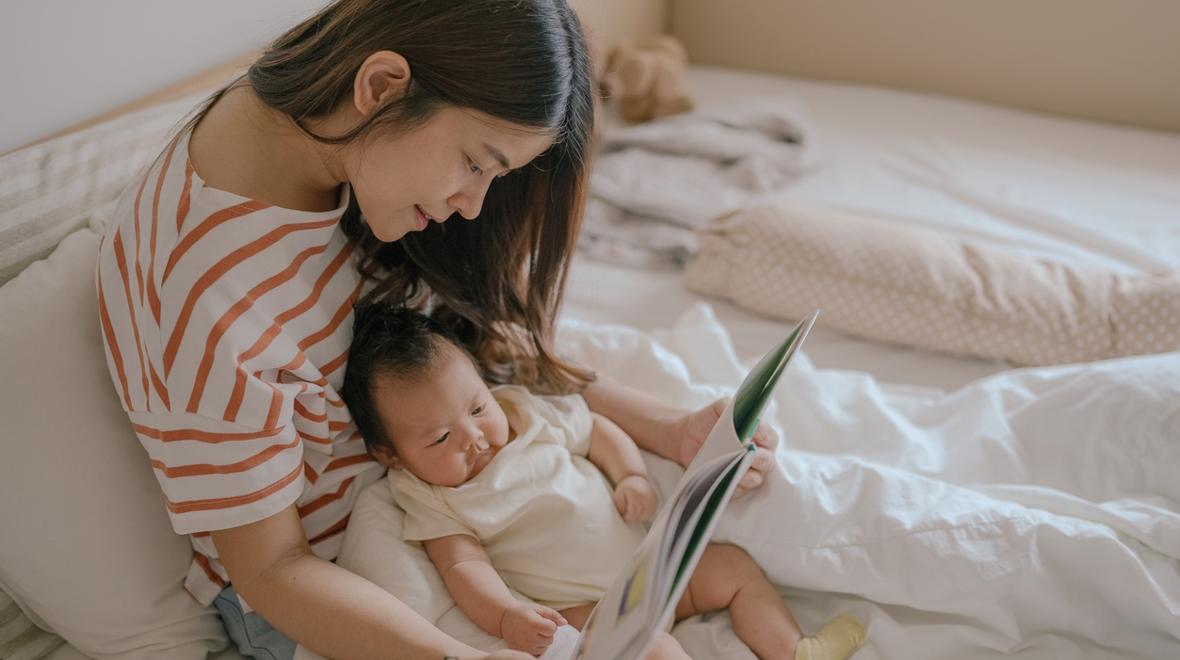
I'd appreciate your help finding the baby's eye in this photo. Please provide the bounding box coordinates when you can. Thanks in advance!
[432,432,450,446]
[472,404,485,416]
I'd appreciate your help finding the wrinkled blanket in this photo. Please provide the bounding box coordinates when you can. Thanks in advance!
[316,304,1180,660]
[580,98,812,268]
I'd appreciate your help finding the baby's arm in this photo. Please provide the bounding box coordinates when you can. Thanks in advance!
[587,412,659,523]
[423,534,567,655]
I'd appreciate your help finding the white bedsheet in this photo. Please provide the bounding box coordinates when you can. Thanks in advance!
[576,65,1180,391]
[679,67,1180,276]
[328,304,1178,660]
[564,255,1007,392]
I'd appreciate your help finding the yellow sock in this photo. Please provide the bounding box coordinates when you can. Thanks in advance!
[794,614,866,660]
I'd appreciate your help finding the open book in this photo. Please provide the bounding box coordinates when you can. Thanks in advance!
[572,310,819,660]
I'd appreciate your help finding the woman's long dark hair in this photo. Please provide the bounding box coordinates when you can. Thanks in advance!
[184,0,595,392]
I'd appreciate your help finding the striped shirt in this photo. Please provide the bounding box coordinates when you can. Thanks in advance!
[95,128,384,606]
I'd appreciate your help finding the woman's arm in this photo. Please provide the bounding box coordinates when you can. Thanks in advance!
[580,374,688,464]
[581,374,781,496]
[212,505,486,660]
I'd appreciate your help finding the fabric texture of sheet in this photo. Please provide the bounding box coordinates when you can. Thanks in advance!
[564,255,1009,392]
[677,67,1180,276]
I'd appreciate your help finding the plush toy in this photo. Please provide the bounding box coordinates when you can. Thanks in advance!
[601,35,695,123]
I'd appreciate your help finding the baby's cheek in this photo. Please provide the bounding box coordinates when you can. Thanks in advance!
[491,415,511,447]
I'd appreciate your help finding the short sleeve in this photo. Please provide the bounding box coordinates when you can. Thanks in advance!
[387,471,476,542]
[127,409,305,536]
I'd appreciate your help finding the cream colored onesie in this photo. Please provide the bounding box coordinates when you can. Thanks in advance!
[387,385,647,610]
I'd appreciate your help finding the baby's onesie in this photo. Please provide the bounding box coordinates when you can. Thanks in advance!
[387,385,647,609]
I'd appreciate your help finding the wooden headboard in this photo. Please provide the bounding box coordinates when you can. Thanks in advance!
[670,0,1180,133]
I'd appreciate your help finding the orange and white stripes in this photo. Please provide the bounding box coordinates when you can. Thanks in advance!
[96,129,383,606]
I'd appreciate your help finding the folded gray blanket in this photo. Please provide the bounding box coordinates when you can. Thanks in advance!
[580,97,813,268]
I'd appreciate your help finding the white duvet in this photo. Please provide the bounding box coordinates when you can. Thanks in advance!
[325,304,1180,660]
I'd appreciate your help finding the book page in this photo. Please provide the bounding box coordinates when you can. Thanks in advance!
[573,310,818,660]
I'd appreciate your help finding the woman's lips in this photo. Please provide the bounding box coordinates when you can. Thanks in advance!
[414,205,429,230]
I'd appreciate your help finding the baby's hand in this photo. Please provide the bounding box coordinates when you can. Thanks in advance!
[500,602,566,656]
[613,474,659,523]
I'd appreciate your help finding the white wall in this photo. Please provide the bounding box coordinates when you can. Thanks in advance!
[1,0,668,154]
[0,0,327,153]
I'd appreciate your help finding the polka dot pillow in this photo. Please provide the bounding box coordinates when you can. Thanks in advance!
[685,202,1180,367]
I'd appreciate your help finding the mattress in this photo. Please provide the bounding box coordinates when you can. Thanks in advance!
[677,66,1180,276]
[572,65,1180,392]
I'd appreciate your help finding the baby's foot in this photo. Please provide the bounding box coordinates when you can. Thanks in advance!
[794,614,865,660]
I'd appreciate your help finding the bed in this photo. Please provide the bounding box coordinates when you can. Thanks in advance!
[2,3,1178,660]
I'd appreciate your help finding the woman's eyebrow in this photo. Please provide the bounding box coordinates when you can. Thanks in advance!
[483,143,511,170]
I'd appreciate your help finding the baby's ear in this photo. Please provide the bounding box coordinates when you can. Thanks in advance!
[369,443,402,469]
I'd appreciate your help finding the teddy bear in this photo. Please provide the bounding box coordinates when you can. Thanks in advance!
[601,35,696,124]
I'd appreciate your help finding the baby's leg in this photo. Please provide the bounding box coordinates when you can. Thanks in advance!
[675,543,804,659]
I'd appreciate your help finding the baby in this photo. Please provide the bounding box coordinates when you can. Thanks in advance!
[341,304,864,659]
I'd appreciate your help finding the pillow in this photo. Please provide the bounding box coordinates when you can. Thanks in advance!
[332,482,586,660]
[336,483,460,628]
[0,228,229,659]
[685,202,1180,367]
[0,94,204,285]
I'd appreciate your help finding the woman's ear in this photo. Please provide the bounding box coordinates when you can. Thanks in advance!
[369,442,403,470]
[353,50,412,118]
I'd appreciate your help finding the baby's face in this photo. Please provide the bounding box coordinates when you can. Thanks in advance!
[372,344,510,486]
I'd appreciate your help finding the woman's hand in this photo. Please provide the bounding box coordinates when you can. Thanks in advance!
[672,398,780,498]
[613,474,659,523]
[581,377,779,498]
[500,602,566,656]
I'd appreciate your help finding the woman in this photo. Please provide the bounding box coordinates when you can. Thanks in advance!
[95,1,777,658]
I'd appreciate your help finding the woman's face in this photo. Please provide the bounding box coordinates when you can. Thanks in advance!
[345,107,554,242]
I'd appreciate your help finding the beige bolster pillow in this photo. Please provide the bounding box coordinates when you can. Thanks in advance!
[685,202,1180,367]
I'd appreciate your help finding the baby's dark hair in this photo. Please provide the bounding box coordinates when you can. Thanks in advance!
[341,303,474,455]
